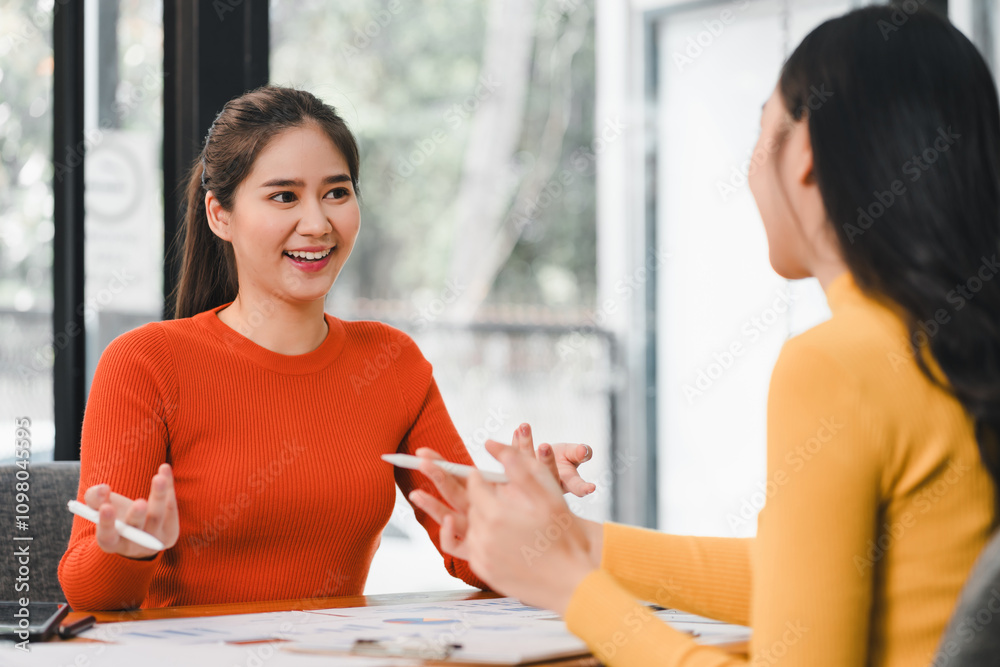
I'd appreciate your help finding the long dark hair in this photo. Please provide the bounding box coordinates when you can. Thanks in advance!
[170,86,360,319]
[779,7,1000,492]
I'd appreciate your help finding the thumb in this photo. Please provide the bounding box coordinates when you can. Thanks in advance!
[570,444,593,465]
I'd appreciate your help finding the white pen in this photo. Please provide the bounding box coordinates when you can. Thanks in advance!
[381,453,508,483]
[66,500,166,552]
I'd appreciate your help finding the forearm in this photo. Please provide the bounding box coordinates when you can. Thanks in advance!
[58,537,159,610]
[566,570,746,667]
[599,524,752,626]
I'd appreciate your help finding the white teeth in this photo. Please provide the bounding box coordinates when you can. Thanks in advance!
[285,248,332,260]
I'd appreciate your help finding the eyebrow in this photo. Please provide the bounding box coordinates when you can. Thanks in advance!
[259,174,352,188]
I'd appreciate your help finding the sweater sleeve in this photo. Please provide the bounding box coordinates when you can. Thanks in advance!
[57,324,178,610]
[389,329,490,590]
[600,524,751,625]
[565,337,879,666]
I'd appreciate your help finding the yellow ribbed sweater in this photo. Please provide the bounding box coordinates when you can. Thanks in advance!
[565,273,996,666]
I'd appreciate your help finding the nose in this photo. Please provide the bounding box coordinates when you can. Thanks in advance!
[296,196,332,237]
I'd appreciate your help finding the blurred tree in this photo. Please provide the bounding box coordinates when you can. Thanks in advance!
[0,0,55,312]
[270,0,596,314]
[0,0,162,313]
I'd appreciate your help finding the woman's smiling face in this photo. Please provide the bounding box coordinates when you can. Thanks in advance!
[207,122,360,306]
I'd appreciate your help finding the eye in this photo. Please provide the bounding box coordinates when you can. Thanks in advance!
[269,191,297,204]
[325,187,352,200]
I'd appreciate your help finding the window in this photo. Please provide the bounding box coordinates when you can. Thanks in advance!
[0,0,164,464]
[270,0,608,593]
[649,0,867,536]
[0,0,56,460]
[82,0,164,390]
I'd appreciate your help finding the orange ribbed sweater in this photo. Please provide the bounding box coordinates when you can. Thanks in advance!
[58,305,487,610]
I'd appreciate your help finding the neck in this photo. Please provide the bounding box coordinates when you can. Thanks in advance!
[813,263,849,292]
[804,227,850,292]
[217,290,328,355]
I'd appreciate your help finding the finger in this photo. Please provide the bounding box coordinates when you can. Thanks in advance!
[105,490,143,515]
[511,423,534,455]
[526,451,566,496]
[158,465,179,548]
[495,448,554,503]
[409,489,462,527]
[567,444,593,465]
[123,498,148,530]
[94,504,121,552]
[563,475,597,498]
[484,439,515,463]
[144,470,170,534]
[417,459,469,512]
[414,447,445,461]
[466,469,497,511]
[83,483,111,510]
[161,464,178,517]
[439,515,464,557]
[537,443,561,488]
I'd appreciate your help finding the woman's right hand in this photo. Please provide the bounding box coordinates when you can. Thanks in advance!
[82,463,179,559]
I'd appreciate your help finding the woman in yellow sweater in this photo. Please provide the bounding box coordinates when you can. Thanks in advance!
[409,6,1000,665]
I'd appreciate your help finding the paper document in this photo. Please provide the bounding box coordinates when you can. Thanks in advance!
[0,641,398,667]
[72,596,750,664]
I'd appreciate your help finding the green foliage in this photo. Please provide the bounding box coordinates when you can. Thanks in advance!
[0,0,55,311]
[0,0,596,313]
[271,0,596,308]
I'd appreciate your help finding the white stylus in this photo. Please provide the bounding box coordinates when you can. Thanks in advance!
[66,500,166,552]
[381,453,509,483]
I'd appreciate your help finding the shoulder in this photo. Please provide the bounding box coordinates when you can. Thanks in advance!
[767,297,920,460]
[100,321,171,367]
[774,300,909,388]
[341,320,426,366]
[766,308,898,438]
[92,321,180,406]
[340,320,433,418]
[102,317,220,369]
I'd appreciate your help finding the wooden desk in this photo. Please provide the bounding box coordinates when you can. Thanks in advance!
[64,590,747,665]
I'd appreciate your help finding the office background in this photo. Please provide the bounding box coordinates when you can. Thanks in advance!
[0,0,990,593]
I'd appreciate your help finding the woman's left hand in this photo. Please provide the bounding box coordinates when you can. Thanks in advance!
[461,444,597,615]
[509,424,596,497]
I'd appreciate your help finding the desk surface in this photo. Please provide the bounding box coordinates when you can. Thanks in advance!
[65,589,747,665]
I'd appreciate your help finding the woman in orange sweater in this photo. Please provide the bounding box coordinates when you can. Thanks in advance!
[411,7,1000,666]
[58,87,593,611]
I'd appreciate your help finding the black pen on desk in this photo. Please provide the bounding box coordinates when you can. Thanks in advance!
[58,615,96,639]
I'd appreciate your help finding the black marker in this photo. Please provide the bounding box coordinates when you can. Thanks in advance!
[58,615,96,639]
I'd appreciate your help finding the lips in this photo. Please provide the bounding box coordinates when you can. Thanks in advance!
[283,246,335,273]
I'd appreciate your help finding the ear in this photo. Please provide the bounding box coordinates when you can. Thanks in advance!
[205,191,232,242]
[790,120,815,187]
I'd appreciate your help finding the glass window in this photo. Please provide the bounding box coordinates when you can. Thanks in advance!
[654,0,858,537]
[270,0,606,593]
[83,0,164,392]
[951,0,1000,82]
[0,0,56,461]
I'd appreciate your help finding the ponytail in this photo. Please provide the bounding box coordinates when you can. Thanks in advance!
[171,160,238,319]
